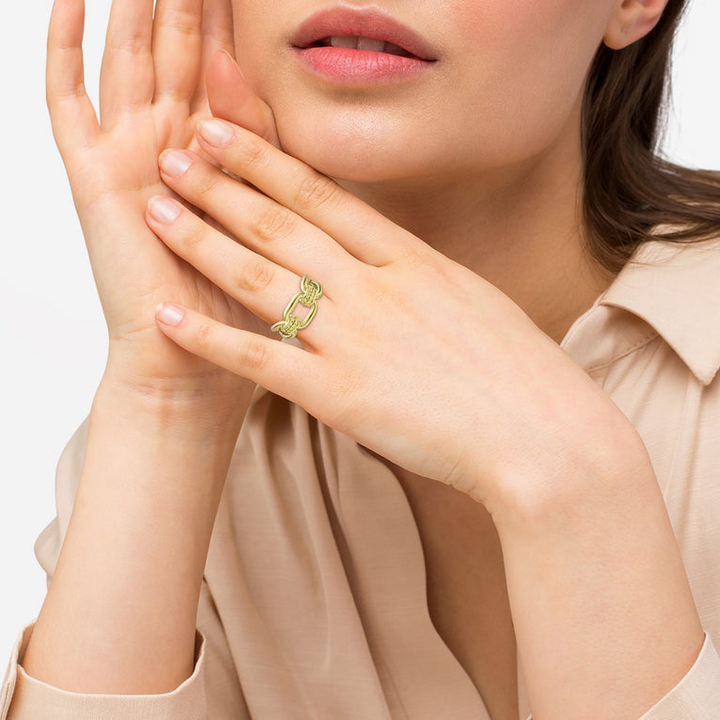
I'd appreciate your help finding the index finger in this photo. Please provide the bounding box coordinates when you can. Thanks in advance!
[195,120,423,267]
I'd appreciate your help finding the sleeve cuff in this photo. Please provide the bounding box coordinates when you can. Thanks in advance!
[519,633,720,720]
[2,621,207,720]
[638,631,720,719]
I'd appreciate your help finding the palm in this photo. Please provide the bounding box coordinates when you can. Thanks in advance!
[73,105,258,357]
[48,0,270,382]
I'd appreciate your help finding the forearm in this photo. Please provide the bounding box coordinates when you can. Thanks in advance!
[492,439,704,720]
[21,372,251,695]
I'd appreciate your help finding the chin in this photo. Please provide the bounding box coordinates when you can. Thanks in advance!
[273,109,440,183]
[284,143,421,183]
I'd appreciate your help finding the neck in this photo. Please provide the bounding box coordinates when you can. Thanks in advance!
[337,106,616,345]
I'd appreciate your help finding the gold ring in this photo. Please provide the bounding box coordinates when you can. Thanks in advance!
[271,275,323,340]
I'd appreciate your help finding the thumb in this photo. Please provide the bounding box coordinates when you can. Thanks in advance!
[206,51,281,148]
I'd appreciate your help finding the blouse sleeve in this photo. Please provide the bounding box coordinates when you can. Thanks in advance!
[637,631,720,719]
[1,623,207,720]
[522,631,720,720]
[0,419,210,719]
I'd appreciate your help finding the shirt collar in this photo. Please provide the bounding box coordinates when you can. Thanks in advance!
[577,237,720,386]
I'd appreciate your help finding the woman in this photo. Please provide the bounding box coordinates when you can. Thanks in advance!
[2,0,720,717]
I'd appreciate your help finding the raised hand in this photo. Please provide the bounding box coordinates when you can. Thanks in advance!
[143,119,639,508]
[46,0,276,397]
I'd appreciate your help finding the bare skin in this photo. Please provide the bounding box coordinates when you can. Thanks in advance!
[19,0,705,718]
[21,0,276,694]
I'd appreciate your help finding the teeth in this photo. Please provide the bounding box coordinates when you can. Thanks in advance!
[356,36,386,53]
[324,36,415,57]
[329,36,358,49]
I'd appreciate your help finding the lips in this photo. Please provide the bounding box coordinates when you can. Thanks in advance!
[290,7,438,62]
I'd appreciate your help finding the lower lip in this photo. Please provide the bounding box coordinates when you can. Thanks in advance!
[292,47,433,84]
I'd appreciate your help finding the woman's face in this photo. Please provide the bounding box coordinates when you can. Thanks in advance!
[232,1,617,183]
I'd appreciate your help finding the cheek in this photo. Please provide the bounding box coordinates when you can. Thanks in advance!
[232,4,286,95]
[441,0,611,163]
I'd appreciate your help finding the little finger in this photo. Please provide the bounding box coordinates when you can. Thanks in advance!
[154,305,324,403]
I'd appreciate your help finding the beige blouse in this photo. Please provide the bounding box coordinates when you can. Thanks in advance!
[3,237,720,720]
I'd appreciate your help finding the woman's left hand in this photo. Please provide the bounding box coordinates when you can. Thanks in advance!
[145,118,639,510]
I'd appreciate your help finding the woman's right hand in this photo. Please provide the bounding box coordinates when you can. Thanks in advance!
[47,0,278,397]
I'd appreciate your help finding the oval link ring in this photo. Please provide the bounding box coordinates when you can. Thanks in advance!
[271,275,324,340]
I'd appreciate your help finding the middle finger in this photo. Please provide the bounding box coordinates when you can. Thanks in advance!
[157,149,355,277]
[144,194,337,349]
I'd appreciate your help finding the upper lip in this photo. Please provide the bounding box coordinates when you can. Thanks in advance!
[290,7,438,61]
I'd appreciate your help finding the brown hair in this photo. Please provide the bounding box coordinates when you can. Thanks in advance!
[582,0,720,273]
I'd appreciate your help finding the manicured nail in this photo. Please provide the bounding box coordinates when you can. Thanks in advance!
[156,303,185,326]
[159,150,193,177]
[148,197,181,223]
[199,119,234,147]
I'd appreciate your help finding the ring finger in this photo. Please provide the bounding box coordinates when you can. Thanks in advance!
[145,195,336,348]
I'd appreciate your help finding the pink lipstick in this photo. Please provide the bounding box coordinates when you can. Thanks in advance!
[290,7,437,85]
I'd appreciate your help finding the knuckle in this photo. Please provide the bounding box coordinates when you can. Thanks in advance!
[396,247,426,270]
[236,136,268,169]
[47,81,87,106]
[254,205,297,243]
[180,221,209,253]
[160,9,201,39]
[235,258,274,295]
[195,321,215,349]
[295,174,340,212]
[239,337,268,371]
[193,170,222,201]
[108,32,149,56]
[326,367,363,431]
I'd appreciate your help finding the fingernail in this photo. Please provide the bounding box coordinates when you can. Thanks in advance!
[159,151,193,177]
[148,197,181,223]
[200,119,234,147]
[156,303,185,326]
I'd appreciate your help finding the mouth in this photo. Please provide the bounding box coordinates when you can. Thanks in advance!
[290,7,438,63]
[305,36,418,59]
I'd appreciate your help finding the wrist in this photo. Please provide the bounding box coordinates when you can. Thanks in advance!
[95,364,254,446]
[488,425,702,719]
[103,333,257,398]
[480,407,654,526]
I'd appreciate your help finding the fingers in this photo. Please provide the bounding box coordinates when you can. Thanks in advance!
[99,0,154,127]
[154,304,323,403]
[145,193,336,349]
[192,120,421,266]
[155,148,354,278]
[206,51,279,146]
[46,0,100,153]
[192,0,236,112]
[152,0,203,104]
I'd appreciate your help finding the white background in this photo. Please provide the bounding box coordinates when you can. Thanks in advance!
[1,0,719,672]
